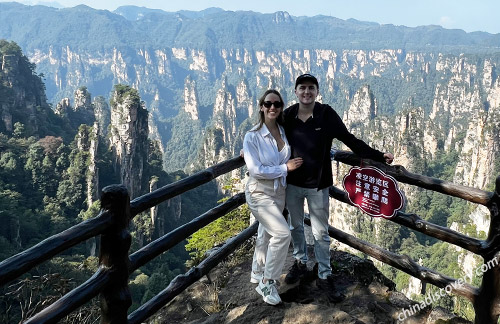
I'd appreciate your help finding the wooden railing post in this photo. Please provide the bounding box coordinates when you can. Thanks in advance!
[474,175,500,324]
[99,185,132,324]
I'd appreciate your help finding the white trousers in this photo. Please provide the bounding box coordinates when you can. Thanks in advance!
[245,177,291,281]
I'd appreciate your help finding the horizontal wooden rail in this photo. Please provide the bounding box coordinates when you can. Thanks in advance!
[128,221,259,324]
[24,267,110,324]
[130,156,245,217]
[0,157,244,286]
[129,192,247,272]
[19,192,247,324]
[306,217,479,302]
[334,150,493,206]
[0,211,113,286]
[328,186,486,254]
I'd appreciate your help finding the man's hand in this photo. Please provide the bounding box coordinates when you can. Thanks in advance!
[383,153,394,164]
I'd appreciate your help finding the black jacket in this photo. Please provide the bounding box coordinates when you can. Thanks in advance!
[283,102,385,190]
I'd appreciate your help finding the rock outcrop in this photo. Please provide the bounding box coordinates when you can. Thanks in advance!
[0,41,51,137]
[109,85,149,199]
[156,248,471,324]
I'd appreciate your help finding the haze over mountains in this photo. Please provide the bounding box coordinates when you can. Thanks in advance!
[2,3,499,52]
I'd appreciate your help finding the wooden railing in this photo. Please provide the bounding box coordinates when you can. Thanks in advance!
[0,156,247,324]
[332,151,500,323]
[0,152,499,323]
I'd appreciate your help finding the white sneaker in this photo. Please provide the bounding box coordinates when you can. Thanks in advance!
[255,279,281,305]
[250,271,263,283]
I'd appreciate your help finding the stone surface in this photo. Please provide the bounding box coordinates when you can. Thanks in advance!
[154,247,472,324]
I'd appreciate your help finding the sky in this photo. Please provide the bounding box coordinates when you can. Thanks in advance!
[2,0,500,34]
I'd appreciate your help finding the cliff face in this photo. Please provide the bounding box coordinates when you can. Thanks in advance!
[27,45,500,242]
[49,86,186,249]
[327,54,500,298]
[0,41,52,137]
[55,86,95,130]
[109,86,149,199]
[26,46,500,175]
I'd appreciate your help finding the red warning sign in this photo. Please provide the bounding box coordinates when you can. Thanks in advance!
[342,166,404,218]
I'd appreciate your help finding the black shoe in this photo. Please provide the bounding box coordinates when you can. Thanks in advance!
[316,275,345,303]
[302,262,319,282]
[284,260,308,284]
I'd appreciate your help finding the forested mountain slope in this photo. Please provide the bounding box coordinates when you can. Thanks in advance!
[0,41,220,322]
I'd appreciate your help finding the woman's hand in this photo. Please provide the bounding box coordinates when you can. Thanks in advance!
[286,157,303,171]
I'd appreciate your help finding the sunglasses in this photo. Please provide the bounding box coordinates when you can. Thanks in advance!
[262,101,283,108]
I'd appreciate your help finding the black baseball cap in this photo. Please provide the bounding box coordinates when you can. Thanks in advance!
[295,73,318,89]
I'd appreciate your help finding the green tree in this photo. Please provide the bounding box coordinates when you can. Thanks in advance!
[0,189,46,250]
[43,196,70,234]
[185,181,250,266]
[141,272,170,304]
[13,122,26,138]
[78,201,101,221]
[129,273,149,311]
[0,151,22,189]
[24,142,46,203]
[55,143,70,173]
[56,134,90,216]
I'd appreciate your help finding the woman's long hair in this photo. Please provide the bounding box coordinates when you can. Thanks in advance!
[254,89,285,131]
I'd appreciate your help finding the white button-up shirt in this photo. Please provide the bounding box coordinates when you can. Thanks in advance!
[243,123,291,191]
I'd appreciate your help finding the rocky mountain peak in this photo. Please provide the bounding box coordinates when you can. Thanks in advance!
[55,88,95,129]
[1,53,18,75]
[93,96,111,139]
[0,41,51,137]
[183,77,199,120]
[273,11,292,24]
[343,84,376,130]
[55,98,71,117]
[73,86,93,112]
[109,85,149,198]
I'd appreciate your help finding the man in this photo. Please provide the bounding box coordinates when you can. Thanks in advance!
[283,73,394,302]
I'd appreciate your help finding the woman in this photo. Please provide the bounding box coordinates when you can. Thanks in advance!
[243,89,303,305]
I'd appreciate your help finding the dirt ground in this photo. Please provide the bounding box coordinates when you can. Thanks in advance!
[153,246,471,324]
